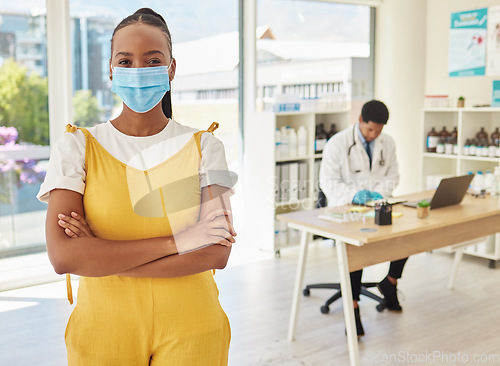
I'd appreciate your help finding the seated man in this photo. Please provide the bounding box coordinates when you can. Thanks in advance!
[319,100,408,336]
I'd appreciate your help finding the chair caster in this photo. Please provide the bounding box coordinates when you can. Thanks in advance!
[320,305,330,314]
[376,303,386,312]
[303,288,310,296]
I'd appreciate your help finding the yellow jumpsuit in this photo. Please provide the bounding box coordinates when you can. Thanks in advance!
[64,124,231,365]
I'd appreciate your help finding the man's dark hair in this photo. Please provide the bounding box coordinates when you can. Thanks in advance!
[361,100,389,125]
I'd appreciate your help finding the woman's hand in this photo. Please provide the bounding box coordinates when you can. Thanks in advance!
[58,211,95,238]
[174,208,236,254]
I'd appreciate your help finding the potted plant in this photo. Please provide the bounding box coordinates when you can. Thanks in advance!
[417,199,430,218]
[457,96,465,108]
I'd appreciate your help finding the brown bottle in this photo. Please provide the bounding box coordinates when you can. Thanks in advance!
[426,127,439,152]
[327,123,337,140]
[491,127,500,145]
[439,126,450,142]
[476,127,488,144]
[315,123,328,153]
[450,127,458,143]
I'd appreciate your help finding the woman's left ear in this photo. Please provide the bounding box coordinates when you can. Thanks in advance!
[169,58,177,81]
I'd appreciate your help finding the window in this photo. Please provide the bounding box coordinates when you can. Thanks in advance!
[257,0,372,112]
[69,1,240,166]
[0,2,49,257]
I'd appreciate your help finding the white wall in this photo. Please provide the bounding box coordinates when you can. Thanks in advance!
[426,0,499,106]
[374,0,427,195]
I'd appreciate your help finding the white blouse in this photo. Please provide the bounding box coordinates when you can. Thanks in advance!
[37,119,234,203]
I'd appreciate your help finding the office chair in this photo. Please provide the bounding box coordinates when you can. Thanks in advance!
[304,189,386,313]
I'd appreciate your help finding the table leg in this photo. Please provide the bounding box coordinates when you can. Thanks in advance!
[448,246,464,290]
[336,240,360,366]
[287,230,311,341]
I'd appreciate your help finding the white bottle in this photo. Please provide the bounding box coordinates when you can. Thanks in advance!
[297,126,307,156]
[469,143,476,156]
[288,127,297,157]
[485,170,494,194]
[280,126,289,158]
[275,128,282,158]
[475,171,485,192]
[493,167,500,197]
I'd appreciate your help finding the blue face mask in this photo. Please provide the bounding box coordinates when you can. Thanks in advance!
[111,65,170,113]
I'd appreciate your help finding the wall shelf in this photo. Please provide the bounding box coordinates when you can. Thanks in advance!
[245,109,350,254]
[422,109,500,264]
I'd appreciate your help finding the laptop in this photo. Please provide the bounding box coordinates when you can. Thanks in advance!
[403,174,474,209]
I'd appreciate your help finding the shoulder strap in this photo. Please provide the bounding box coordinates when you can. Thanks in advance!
[65,123,90,138]
[64,123,80,305]
[66,274,73,305]
[194,121,219,157]
[65,124,77,133]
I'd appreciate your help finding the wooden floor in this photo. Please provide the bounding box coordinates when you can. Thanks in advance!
[1,240,500,366]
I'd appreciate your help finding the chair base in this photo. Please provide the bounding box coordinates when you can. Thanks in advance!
[303,282,386,313]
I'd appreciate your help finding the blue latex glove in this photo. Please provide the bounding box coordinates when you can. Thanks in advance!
[352,190,371,205]
[370,191,383,201]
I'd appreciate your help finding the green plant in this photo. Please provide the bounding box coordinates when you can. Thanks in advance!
[417,199,430,208]
[0,58,49,145]
[458,96,465,101]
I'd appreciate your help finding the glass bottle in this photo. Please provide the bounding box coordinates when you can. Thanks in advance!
[439,126,450,142]
[476,127,488,145]
[491,127,500,145]
[426,127,439,153]
[463,139,470,155]
[314,123,327,153]
[327,123,337,140]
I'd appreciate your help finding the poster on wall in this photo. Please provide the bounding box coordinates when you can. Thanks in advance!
[449,8,487,77]
[487,6,500,76]
[492,81,500,107]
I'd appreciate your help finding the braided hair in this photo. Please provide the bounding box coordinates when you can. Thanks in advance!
[111,8,173,118]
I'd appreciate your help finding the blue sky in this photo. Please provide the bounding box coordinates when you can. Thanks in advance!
[0,0,370,43]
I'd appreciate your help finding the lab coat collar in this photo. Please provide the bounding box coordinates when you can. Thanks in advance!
[355,123,376,151]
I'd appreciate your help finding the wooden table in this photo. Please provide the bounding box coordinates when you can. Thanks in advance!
[276,192,500,366]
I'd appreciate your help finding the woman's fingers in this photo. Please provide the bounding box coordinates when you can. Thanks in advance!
[203,208,232,223]
[57,212,94,237]
[64,228,78,238]
[69,212,94,236]
[59,220,82,237]
[211,229,236,243]
[215,238,233,247]
[210,216,237,236]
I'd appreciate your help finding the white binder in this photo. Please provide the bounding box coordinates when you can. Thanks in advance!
[280,163,290,202]
[298,162,308,200]
[289,162,299,201]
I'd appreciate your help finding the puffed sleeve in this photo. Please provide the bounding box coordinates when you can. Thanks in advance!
[199,133,237,192]
[36,129,86,203]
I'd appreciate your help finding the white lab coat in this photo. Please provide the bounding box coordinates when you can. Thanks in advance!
[319,124,400,207]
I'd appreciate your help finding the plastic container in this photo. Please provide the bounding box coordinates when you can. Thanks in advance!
[288,127,297,157]
[469,139,477,156]
[474,171,485,192]
[280,126,289,158]
[297,126,307,156]
[436,138,445,154]
[485,171,494,194]
[463,139,470,155]
[489,142,497,158]
[275,128,282,158]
